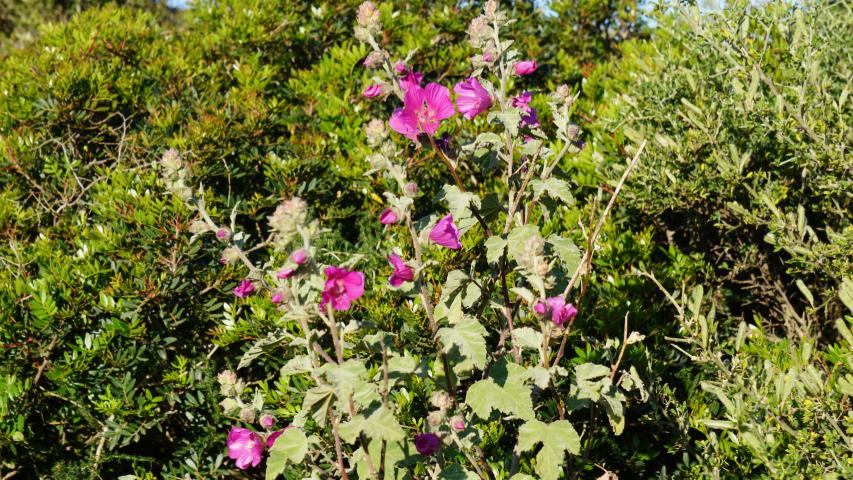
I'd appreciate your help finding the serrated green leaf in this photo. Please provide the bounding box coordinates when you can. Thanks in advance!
[361,406,405,442]
[437,317,487,370]
[513,327,543,351]
[485,236,507,264]
[518,420,580,480]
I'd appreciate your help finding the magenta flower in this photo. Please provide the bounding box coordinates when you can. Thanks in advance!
[429,214,462,249]
[512,91,533,112]
[399,70,423,92]
[454,77,492,119]
[380,208,399,225]
[290,249,308,266]
[521,108,540,128]
[271,292,284,305]
[215,228,230,241]
[414,433,441,456]
[233,280,255,298]
[363,84,384,98]
[389,83,455,141]
[277,267,295,279]
[260,414,276,429]
[544,296,578,327]
[321,266,365,311]
[227,427,263,470]
[395,61,408,74]
[514,60,538,75]
[388,253,414,287]
[533,301,548,316]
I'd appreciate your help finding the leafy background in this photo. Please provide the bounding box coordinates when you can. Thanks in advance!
[0,0,850,478]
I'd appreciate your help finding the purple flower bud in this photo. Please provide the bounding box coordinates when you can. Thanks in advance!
[277,267,295,279]
[259,414,276,429]
[394,61,407,74]
[216,228,231,241]
[363,84,384,98]
[233,280,255,298]
[380,208,399,225]
[533,301,548,316]
[271,292,285,304]
[514,60,538,76]
[451,416,465,432]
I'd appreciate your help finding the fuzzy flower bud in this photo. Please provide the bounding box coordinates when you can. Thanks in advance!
[403,182,418,197]
[216,228,231,241]
[427,411,443,427]
[259,414,276,429]
[290,249,308,265]
[269,197,309,247]
[159,149,193,201]
[218,370,238,386]
[356,1,380,29]
[271,291,285,304]
[394,61,407,74]
[468,16,492,49]
[430,391,452,411]
[566,124,581,141]
[365,119,388,147]
[379,208,399,225]
[450,416,465,432]
[220,247,241,265]
[219,397,241,415]
[239,407,256,424]
[363,50,386,68]
[552,84,571,103]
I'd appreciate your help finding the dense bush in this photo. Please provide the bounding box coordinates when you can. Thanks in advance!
[0,0,849,479]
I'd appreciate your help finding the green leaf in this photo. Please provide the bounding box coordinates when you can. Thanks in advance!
[465,360,535,420]
[238,330,289,369]
[265,428,308,480]
[507,225,542,263]
[485,236,507,264]
[547,235,582,274]
[513,327,543,351]
[361,406,405,442]
[440,464,480,479]
[532,177,574,205]
[517,420,580,480]
[437,316,488,370]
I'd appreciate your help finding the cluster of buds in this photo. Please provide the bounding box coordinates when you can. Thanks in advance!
[516,235,551,278]
[159,149,193,201]
[354,1,381,42]
[268,197,318,250]
[364,118,389,147]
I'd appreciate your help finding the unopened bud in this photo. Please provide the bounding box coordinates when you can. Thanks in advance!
[356,1,381,32]
[450,416,465,432]
[430,391,452,410]
[259,414,276,429]
[215,228,231,241]
[239,407,256,424]
[363,50,386,68]
[189,220,210,234]
[403,182,418,197]
[427,411,443,427]
[365,119,388,147]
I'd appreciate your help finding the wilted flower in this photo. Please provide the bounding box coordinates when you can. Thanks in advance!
[454,77,492,120]
[514,60,538,76]
[277,267,295,279]
[398,70,424,93]
[414,433,441,456]
[389,83,455,141]
[259,414,276,429]
[451,416,465,432]
[429,214,462,249]
[321,266,365,311]
[290,249,308,265]
[365,118,388,146]
[227,427,264,470]
[363,84,384,98]
[379,208,399,225]
[387,253,414,287]
[233,280,255,298]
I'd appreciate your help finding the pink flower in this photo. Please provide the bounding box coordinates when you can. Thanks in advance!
[227,427,263,470]
[454,77,492,119]
[277,267,295,279]
[533,301,548,316]
[363,84,384,98]
[389,83,455,141]
[514,60,538,75]
[290,249,308,265]
[414,433,441,456]
[388,253,414,287]
[271,292,284,304]
[521,108,539,128]
[380,208,399,225]
[512,91,533,112]
[429,214,462,250]
[321,266,365,311]
[544,296,578,327]
[266,430,283,448]
[215,228,231,241]
[394,61,408,74]
[260,414,276,429]
[399,70,423,92]
[233,280,255,298]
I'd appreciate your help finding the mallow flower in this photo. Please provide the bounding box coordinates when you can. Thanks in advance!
[454,77,492,119]
[514,59,538,75]
[429,214,462,249]
[321,266,365,311]
[227,427,264,470]
[414,433,441,456]
[399,69,424,92]
[233,280,255,298]
[290,249,308,265]
[389,83,455,141]
[544,296,578,327]
[387,253,414,287]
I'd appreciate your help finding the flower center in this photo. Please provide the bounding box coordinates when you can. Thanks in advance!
[331,279,347,296]
[417,103,436,127]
